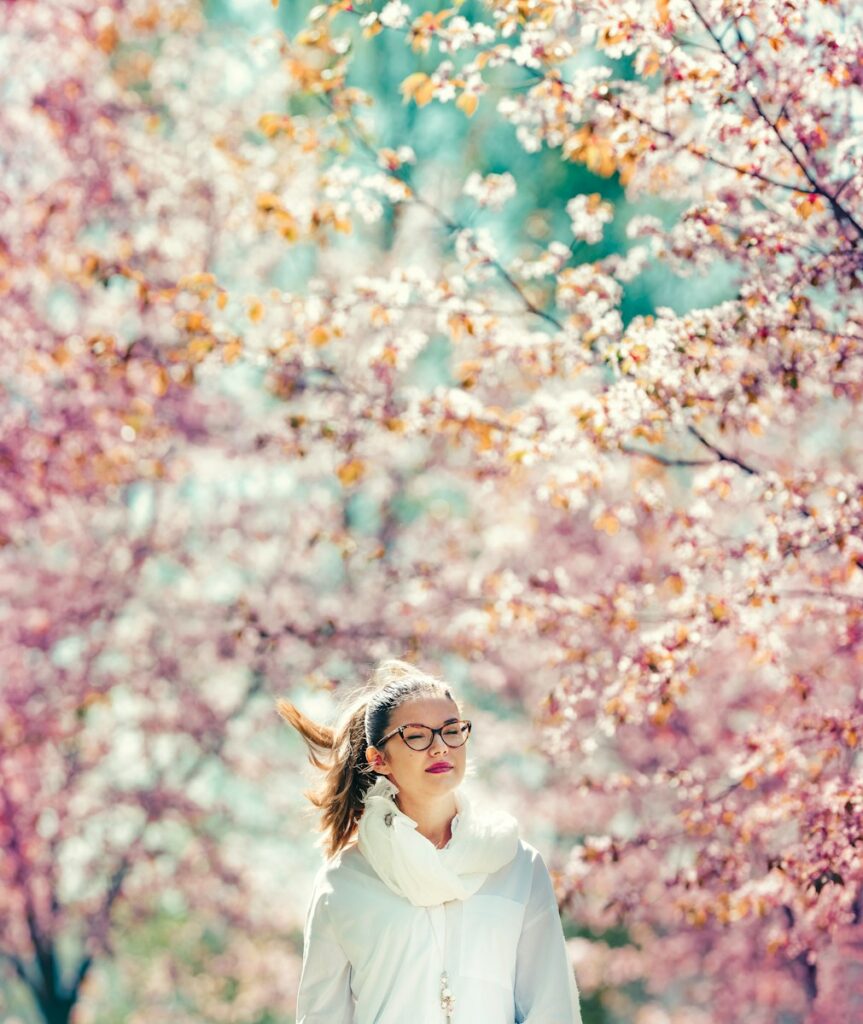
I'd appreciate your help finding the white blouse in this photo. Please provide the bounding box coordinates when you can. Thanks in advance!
[296,838,583,1024]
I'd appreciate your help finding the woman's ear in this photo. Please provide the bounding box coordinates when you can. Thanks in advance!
[366,745,390,774]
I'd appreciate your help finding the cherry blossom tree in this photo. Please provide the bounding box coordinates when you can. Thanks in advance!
[231,1,862,1020]
[0,2,323,1022]
[5,0,863,1021]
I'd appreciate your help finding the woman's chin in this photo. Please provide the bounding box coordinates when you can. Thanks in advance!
[422,768,462,790]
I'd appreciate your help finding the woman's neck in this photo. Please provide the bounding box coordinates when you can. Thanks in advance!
[396,791,458,848]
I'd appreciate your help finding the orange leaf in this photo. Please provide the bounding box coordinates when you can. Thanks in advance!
[793,192,825,219]
[401,72,429,102]
[223,340,243,365]
[641,49,662,75]
[277,210,300,241]
[256,191,283,213]
[586,139,617,177]
[663,572,685,596]
[152,366,170,397]
[258,113,294,138]
[187,337,215,361]
[593,511,620,536]
[414,78,436,107]
[650,699,674,726]
[456,92,479,117]
[337,458,366,486]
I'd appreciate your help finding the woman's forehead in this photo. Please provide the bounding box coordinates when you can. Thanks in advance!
[388,695,459,729]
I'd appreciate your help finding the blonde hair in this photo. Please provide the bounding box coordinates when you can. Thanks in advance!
[276,659,455,857]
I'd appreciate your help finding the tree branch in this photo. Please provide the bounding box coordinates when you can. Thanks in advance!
[687,0,863,241]
[620,444,716,469]
[686,424,759,475]
[312,92,565,332]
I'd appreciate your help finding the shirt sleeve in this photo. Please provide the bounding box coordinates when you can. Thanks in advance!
[295,875,355,1024]
[514,849,584,1024]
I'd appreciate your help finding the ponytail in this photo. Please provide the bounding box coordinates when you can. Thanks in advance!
[276,691,372,858]
[276,659,454,857]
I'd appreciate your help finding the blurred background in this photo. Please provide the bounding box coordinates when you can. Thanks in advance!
[3,1,861,1023]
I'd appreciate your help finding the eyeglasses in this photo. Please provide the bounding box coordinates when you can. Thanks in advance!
[376,719,472,752]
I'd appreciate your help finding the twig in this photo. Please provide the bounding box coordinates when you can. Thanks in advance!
[686,424,759,474]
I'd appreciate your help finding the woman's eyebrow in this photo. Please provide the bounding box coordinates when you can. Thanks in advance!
[403,718,460,726]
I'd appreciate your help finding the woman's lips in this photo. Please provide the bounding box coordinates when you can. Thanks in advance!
[426,763,453,773]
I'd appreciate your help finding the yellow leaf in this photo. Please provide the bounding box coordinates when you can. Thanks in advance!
[400,72,429,103]
[586,139,617,177]
[188,337,214,361]
[414,78,436,107]
[256,191,282,213]
[650,699,674,726]
[793,192,825,219]
[258,113,294,138]
[152,366,170,397]
[663,573,685,596]
[369,305,391,327]
[456,92,479,117]
[216,291,228,310]
[641,49,662,76]
[96,24,119,54]
[309,325,330,347]
[51,343,72,367]
[277,210,300,241]
[248,299,264,323]
[223,339,243,365]
[811,124,828,150]
[337,458,366,486]
[599,29,628,49]
[594,511,620,536]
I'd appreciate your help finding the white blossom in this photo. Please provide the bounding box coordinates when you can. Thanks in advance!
[379,1,410,29]
[566,193,614,245]
[462,171,517,211]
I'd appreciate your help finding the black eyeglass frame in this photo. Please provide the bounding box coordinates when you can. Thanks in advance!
[375,719,472,751]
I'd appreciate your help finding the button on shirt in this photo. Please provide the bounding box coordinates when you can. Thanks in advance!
[296,837,583,1024]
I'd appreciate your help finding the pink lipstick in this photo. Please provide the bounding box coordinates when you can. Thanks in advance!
[426,762,453,773]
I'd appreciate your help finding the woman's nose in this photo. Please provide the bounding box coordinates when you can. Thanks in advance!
[428,731,448,755]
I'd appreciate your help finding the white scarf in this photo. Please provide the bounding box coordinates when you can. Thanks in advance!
[356,775,520,907]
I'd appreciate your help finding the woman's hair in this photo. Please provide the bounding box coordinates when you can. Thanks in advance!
[275,658,455,857]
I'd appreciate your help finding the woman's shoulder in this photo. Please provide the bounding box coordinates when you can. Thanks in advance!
[515,836,543,857]
[509,836,549,872]
[312,841,376,891]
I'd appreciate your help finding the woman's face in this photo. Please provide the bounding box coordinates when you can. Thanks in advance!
[366,695,467,803]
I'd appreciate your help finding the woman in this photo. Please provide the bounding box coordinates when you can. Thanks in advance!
[277,658,583,1024]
